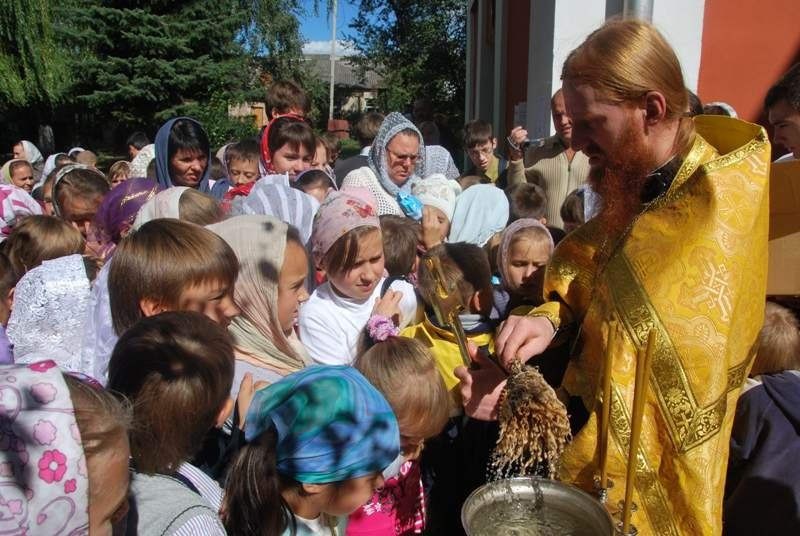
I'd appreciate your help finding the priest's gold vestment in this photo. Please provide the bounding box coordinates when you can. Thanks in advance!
[529,116,770,535]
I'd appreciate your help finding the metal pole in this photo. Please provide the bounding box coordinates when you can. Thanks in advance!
[329,0,338,122]
[623,0,653,21]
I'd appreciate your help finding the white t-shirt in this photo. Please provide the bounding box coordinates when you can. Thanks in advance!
[298,277,417,365]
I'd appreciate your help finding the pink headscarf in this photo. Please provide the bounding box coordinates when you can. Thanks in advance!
[311,191,380,267]
[0,184,43,240]
[497,218,554,290]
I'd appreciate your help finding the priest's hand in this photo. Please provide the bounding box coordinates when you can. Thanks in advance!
[495,315,556,369]
[454,342,506,421]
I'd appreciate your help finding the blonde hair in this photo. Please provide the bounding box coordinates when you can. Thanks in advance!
[108,161,130,184]
[752,302,800,376]
[561,19,695,154]
[354,337,449,439]
[1,215,85,276]
[178,188,224,226]
[109,219,239,335]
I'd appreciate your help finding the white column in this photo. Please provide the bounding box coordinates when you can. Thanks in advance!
[652,0,706,92]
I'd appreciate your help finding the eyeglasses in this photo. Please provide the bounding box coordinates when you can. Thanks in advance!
[467,145,494,159]
[386,148,419,164]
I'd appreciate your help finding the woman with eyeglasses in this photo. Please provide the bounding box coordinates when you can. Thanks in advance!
[341,112,428,216]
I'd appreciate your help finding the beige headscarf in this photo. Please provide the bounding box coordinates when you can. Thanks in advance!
[208,215,310,375]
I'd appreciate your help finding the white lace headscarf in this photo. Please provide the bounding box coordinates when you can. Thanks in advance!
[8,254,93,375]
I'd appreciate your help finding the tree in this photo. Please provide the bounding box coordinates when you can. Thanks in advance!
[347,1,466,125]
[0,0,73,108]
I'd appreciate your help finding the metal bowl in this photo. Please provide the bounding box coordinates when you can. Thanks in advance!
[461,477,614,536]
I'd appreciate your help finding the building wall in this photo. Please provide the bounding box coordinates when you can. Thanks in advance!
[697,0,800,132]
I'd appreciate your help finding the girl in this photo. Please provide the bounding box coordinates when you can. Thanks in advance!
[2,214,85,276]
[90,178,161,260]
[0,362,131,535]
[107,160,131,187]
[223,365,401,536]
[494,218,555,319]
[209,215,312,395]
[133,186,223,229]
[448,183,509,247]
[237,181,319,245]
[108,312,235,535]
[154,117,215,194]
[298,192,417,365]
[292,169,336,204]
[7,254,96,374]
[51,164,110,237]
[350,335,450,535]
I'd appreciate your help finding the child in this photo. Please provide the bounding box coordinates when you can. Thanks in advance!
[560,187,585,234]
[448,183,509,247]
[463,119,508,187]
[107,160,131,187]
[399,243,498,534]
[321,131,342,166]
[299,192,418,365]
[724,302,800,535]
[350,336,450,535]
[292,169,336,204]
[51,164,110,236]
[1,159,36,193]
[108,312,235,535]
[225,138,261,185]
[133,186,224,229]
[311,135,330,171]
[506,182,566,245]
[108,219,240,337]
[223,365,401,535]
[266,80,311,119]
[209,215,312,393]
[237,182,319,246]
[411,173,461,249]
[1,215,85,276]
[0,362,131,534]
[7,254,96,374]
[379,214,420,279]
[0,252,17,363]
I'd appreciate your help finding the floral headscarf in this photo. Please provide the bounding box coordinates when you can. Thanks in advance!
[0,361,90,534]
[368,112,427,197]
[310,191,380,267]
[0,183,42,240]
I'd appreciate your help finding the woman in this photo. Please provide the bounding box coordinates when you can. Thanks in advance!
[51,164,110,238]
[1,159,36,193]
[209,215,312,397]
[11,140,44,182]
[91,178,161,260]
[154,117,216,195]
[341,112,427,215]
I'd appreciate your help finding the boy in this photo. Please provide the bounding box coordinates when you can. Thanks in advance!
[379,214,420,279]
[724,302,800,535]
[463,119,509,187]
[108,219,240,337]
[266,80,310,119]
[506,182,566,244]
[225,139,260,185]
[401,242,498,534]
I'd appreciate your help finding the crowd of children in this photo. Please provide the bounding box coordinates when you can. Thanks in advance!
[0,73,795,536]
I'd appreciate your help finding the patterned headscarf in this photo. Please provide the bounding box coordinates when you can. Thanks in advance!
[244,365,400,483]
[129,144,155,178]
[310,191,380,267]
[0,361,90,534]
[0,183,43,240]
[92,178,161,258]
[368,112,426,197]
[154,117,212,193]
[236,181,319,245]
[209,215,311,375]
[497,218,554,291]
[423,145,460,180]
[448,183,509,247]
[7,255,93,375]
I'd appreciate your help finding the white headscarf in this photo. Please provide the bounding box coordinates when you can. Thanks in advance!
[19,140,43,165]
[129,143,155,178]
[449,184,509,246]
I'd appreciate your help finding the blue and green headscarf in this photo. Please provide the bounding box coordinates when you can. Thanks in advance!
[244,365,400,484]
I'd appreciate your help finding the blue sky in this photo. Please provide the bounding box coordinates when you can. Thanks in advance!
[300,0,361,55]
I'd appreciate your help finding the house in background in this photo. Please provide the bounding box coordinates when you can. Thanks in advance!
[466,0,800,158]
[304,54,385,116]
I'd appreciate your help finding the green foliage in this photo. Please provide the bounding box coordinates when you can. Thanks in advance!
[0,0,74,108]
[346,0,466,125]
[170,99,258,148]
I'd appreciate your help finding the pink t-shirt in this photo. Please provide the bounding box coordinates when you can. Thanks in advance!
[346,460,425,535]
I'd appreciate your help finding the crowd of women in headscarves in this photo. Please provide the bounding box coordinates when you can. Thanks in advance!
[0,79,575,535]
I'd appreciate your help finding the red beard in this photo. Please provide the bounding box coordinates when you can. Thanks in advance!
[588,117,658,235]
